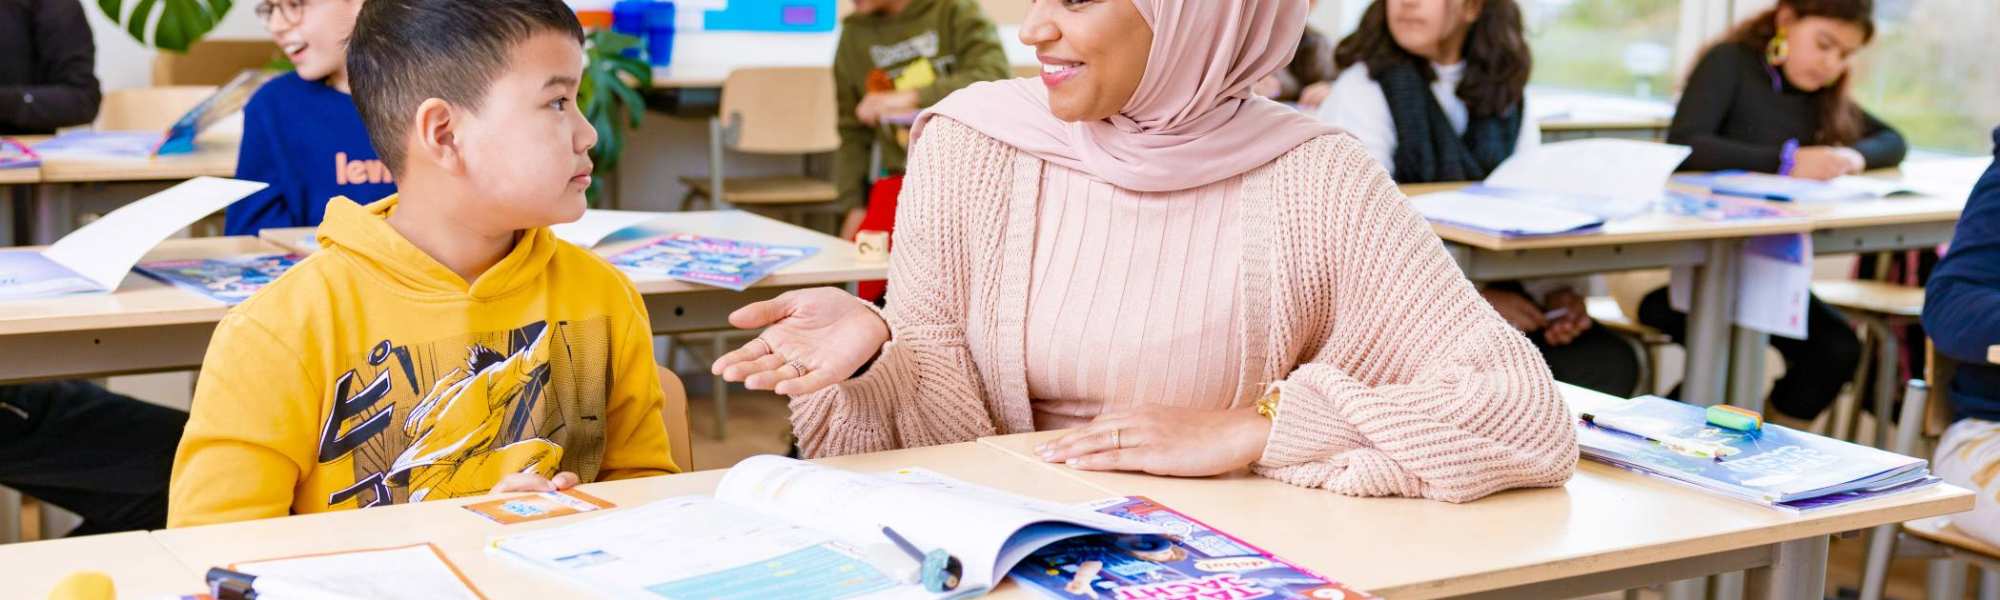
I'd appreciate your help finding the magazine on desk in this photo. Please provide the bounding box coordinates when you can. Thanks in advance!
[606,233,818,291]
[1572,394,1937,512]
[490,456,1168,599]
[0,177,267,301]
[0,137,38,169]
[1010,496,1375,600]
[136,253,303,305]
[31,70,268,160]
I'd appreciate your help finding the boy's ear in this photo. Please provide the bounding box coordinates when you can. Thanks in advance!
[410,97,465,174]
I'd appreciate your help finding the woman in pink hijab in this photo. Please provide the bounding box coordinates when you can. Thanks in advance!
[714,0,1575,502]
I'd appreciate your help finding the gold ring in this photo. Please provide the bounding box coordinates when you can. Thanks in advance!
[1111,428,1123,449]
[787,360,811,377]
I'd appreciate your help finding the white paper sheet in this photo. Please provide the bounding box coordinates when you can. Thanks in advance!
[549,209,664,248]
[1484,139,1694,218]
[1411,190,1603,237]
[1734,233,1813,340]
[235,544,483,600]
[40,177,267,292]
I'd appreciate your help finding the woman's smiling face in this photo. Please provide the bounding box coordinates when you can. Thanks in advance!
[1019,0,1154,122]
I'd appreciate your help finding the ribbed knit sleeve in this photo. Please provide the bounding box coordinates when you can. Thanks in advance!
[789,118,1009,457]
[1251,136,1578,503]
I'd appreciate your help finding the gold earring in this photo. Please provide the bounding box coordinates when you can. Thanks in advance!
[1766,27,1790,66]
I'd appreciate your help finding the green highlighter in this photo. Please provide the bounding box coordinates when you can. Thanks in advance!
[1705,404,1764,432]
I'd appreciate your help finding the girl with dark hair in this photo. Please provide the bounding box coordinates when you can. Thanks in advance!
[1639,0,1894,425]
[1318,0,1640,398]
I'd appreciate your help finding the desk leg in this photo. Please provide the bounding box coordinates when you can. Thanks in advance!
[1712,570,1746,600]
[1666,577,1709,600]
[29,183,71,245]
[1684,239,1741,408]
[1745,536,1829,599]
[1730,328,1771,413]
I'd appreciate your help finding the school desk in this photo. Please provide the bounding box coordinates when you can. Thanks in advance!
[1530,88,1676,143]
[979,383,1975,600]
[652,26,1041,89]
[0,164,37,186]
[148,441,1104,599]
[0,236,278,385]
[12,134,241,246]
[2,531,205,599]
[259,210,886,336]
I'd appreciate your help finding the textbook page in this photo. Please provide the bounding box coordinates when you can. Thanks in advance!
[715,456,1162,590]
[550,209,664,248]
[41,177,267,292]
[1484,139,1693,218]
[233,543,484,600]
[1410,189,1603,237]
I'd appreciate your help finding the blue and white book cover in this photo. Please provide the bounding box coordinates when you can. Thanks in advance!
[1575,395,1931,508]
[0,252,102,300]
[136,254,302,305]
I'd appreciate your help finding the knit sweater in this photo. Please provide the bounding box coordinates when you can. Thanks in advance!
[790,117,1578,503]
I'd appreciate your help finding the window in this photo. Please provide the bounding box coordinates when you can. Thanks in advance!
[1851,0,2000,156]
[1522,0,1684,100]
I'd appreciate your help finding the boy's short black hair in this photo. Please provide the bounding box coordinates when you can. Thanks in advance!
[348,0,585,175]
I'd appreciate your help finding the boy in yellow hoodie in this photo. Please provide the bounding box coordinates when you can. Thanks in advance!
[168,0,679,527]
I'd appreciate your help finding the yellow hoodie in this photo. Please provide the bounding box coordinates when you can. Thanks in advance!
[170,196,678,528]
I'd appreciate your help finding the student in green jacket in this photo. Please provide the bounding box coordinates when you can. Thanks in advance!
[834,0,1011,238]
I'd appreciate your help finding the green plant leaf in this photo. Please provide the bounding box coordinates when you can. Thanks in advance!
[97,0,232,51]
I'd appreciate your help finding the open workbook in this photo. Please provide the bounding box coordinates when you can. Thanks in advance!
[1408,139,1693,237]
[490,456,1168,599]
[0,177,267,300]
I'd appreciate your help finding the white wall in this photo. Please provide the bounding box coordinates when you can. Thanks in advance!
[84,0,271,92]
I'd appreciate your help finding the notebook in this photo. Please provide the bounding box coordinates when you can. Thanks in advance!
[225,543,486,600]
[1009,496,1375,600]
[606,233,818,291]
[32,70,268,160]
[1408,139,1694,237]
[0,177,268,301]
[1673,171,1919,203]
[489,456,1165,599]
[135,253,303,305]
[1572,394,1937,512]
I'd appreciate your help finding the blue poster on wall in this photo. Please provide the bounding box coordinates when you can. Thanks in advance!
[703,0,835,32]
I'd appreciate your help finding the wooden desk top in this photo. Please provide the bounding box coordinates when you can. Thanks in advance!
[0,236,283,336]
[979,384,1973,600]
[0,531,205,599]
[0,165,38,185]
[262,210,887,294]
[16,134,238,184]
[151,442,1108,599]
[1538,116,1672,133]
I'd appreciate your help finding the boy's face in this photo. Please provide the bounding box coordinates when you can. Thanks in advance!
[267,0,362,84]
[453,32,597,229]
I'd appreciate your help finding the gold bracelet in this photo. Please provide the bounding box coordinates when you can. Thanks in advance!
[1255,388,1281,420]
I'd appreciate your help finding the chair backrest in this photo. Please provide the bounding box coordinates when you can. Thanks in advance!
[656,366,695,471]
[978,0,1029,24]
[718,67,840,155]
[1926,341,1962,438]
[95,86,219,131]
[152,40,282,87]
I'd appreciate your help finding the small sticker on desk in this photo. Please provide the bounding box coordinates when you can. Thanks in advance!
[463,489,615,525]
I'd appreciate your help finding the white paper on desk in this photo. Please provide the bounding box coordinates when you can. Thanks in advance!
[41,177,267,292]
[1411,189,1603,236]
[1829,176,1919,199]
[234,543,483,600]
[549,209,663,248]
[1484,139,1693,219]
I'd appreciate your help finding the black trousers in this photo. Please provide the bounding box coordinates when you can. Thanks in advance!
[1533,325,1641,398]
[0,381,186,536]
[1638,288,1863,421]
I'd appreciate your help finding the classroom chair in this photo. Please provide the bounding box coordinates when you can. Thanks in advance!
[657,365,695,471]
[1588,296,1669,396]
[152,40,282,87]
[92,86,220,132]
[1856,342,1998,600]
[1815,279,1926,447]
[677,67,840,228]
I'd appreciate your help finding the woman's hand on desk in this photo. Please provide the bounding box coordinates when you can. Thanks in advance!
[714,288,890,396]
[1036,407,1273,477]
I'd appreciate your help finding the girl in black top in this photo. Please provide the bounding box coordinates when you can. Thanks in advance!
[1668,0,1906,178]
[1643,0,1897,424]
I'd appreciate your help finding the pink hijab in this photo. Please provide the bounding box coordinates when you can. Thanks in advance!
[912,0,1339,193]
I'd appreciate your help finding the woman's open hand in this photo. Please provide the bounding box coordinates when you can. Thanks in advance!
[712,288,890,396]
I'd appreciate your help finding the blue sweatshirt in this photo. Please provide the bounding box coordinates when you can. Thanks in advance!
[1923,127,2000,421]
[225,72,395,236]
